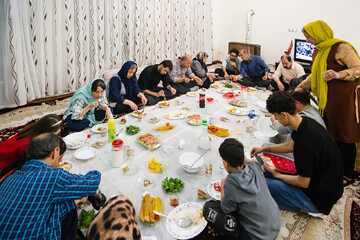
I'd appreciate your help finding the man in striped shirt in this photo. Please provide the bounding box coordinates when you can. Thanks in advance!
[0,133,101,239]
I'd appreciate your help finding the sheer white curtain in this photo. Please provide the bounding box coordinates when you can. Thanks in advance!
[0,0,213,109]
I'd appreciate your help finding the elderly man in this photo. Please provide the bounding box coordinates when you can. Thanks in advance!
[271,55,306,91]
[214,48,242,79]
[169,54,202,94]
[0,133,101,239]
[138,60,177,105]
[235,49,270,88]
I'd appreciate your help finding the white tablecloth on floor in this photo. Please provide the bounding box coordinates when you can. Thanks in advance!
[63,86,271,239]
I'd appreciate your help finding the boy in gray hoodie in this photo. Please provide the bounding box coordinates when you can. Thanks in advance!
[203,138,280,240]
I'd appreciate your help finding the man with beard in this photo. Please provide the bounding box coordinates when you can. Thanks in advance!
[271,55,306,91]
[215,48,242,79]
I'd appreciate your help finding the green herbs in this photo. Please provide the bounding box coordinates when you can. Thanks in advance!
[126,125,140,135]
[162,177,184,194]
[78,209,96,229]
[224,83,233,88]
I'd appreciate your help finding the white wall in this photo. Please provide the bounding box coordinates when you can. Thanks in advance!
[212,0,360,65]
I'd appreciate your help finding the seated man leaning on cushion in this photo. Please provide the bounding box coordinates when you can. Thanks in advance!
[251,92,343,218]
[234,49,270,88]
[0,133,101,239]
[214,48,241,79]
[271,55,306,91]
[138,60,177,106]
[169,54,203,95]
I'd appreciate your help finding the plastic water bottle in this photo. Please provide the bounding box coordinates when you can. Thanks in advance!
[198,120,211,150]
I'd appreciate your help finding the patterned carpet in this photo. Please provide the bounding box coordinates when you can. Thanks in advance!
[0,79,359,240]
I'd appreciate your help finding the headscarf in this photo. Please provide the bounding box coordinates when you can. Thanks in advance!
[304,20,360,114]
[65,78,105,126]
[193,51,209,74]
[117,61,138,100]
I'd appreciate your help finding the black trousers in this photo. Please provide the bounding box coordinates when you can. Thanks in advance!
[336,141,356,179]
[203,200,250,240]
[61,209,78,240]
[214,68,236,77]
[144,87,177,106]
[172,81,199,95]
[270,77,304,91]
[113,97,142,114]
[239,76,270,88]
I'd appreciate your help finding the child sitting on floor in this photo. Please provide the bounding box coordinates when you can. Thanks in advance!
[203,138,281,240]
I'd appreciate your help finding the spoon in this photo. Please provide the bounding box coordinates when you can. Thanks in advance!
[153,210,193,228]
[185,152,206,168]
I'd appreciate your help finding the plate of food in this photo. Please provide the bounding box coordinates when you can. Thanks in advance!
[126,125,140,135]
[229,98,247,107]
[207,180,221,200]
[217,87,232,94]
[210,83,221,88]
[166,202,207,240]
[157,101,170,108]
[146,157,166,173]
[223,92,235,99]
[132,109,147,117]
[227,106,250,116]
[137,133,162,151]
[148,117,160,124]
[186,92,198,97]
[154,122,175,132]
[63,132,87,149]
[166,111,187,120]
[57,160,74,172]
[91,123,107,133]
[247,87,257,92]
[186,114,203,126]
[139,191,163,224]
[162,177,184,194]
[257,117,277,137]
[207,125,230,137]
[74,147,98,160]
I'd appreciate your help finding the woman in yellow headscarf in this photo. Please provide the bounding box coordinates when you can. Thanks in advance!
[297,20,360,186]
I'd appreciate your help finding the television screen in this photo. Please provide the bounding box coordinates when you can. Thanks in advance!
[294,39,315,64]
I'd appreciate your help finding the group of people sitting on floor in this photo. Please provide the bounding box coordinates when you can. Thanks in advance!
[0,20,359,240]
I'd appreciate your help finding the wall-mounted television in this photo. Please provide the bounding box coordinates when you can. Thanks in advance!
[294,39,316,64]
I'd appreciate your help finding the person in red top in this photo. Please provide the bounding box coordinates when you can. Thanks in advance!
[0,114,62,182]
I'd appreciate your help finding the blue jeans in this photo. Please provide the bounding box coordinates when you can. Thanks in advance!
[266,177,320,213]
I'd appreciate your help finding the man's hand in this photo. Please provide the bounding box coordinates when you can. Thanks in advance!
[184,77,191,83]
[89,101,99,108]
[141,95,148,106]
[285,76,292,82]
[277,81,285,91]
[224,73,230,79]
[323,69,347,81]
[250,146,265,158]
[194,76,203,86]
[262,76,268,80]
[170,87,176,95]
[157,90,165,97]
[229,61,237,68]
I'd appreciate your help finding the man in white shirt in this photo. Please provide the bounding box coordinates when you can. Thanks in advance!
[215,48,242,79]
[271,55,306,91]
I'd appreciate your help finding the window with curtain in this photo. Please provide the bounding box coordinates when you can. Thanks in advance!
[0,0,213,109]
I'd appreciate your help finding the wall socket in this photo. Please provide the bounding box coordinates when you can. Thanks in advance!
[288,29,297,32]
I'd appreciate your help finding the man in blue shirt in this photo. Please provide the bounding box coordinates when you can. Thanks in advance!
[235,49,270,88]
[0,133,101,240]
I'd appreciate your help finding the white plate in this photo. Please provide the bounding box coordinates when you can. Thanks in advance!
[254,131,270,141]
[138,191,164,225]
[63,132,87,149]
[217,87,232,94]
[157,101,170,108]
[74,147,98,160]
[154,122,176,132]
[57,160,74,172]
[132,110,147,117]
[186,114,203,126]
[166,202,207,240]
[166,111,187,120]
[247,87,257,92]
[210,83,221,88]
[256,101,267,112]
[207,180,221,200]
[91,123,107,133]
[227,107,250,116]
[257,117,277,137]
[186,92,197,97]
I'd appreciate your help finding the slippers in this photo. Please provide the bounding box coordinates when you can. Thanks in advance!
[343,177,355,187]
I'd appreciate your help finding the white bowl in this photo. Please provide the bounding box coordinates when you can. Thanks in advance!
[257,117,277,137]
[179,152,204,173]
[63,132,87,149]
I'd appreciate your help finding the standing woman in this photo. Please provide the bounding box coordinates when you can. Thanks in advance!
[108,61,147,114]
[297,20,360,186]
[64,78,112,132]
[191,51,216,89]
